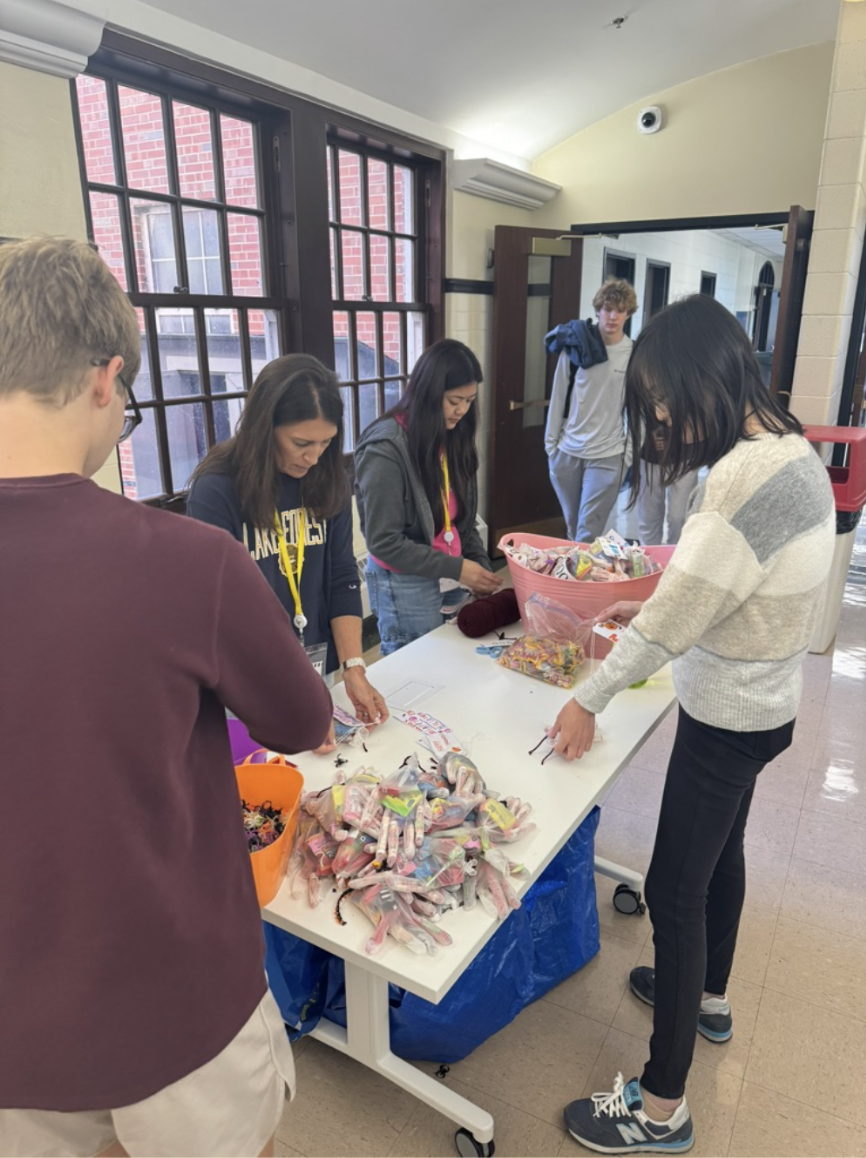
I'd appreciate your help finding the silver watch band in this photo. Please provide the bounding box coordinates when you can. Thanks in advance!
[341,657,366,672]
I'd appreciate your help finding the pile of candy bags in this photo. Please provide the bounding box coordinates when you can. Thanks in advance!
[289,752,534,958]
[505,529,661,583]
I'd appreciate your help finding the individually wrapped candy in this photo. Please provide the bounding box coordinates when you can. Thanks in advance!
[504,530,660,583]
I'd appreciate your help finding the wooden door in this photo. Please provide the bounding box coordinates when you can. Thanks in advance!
[770,205,814,403]
[488,226,583,547]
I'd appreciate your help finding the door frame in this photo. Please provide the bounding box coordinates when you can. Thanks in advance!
[564,209,809,403]
[488,226,583,547]
[487,209,810,548]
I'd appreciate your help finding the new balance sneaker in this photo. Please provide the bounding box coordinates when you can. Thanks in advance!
[629,966,733,1043]
[564,1073,694,1154]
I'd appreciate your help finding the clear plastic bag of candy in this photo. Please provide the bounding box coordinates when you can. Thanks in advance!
[498,594,591,689]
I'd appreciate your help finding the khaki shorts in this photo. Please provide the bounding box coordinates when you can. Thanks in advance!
[0,988,295,1157]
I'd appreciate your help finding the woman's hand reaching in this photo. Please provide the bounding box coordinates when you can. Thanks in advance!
[594,600,644,626]
[460,560,502,595]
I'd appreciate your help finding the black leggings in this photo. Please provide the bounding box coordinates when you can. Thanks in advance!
[640,706,794,1100]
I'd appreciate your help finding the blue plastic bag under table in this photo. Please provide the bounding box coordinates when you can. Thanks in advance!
[264,806,601,1059]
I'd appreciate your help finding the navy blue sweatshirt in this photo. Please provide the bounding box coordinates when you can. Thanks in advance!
[187,471,362,673]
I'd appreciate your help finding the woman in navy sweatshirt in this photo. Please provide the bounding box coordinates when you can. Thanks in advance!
[188,353,387,749]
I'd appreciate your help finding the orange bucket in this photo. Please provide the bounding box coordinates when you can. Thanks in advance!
[236,752,304,907]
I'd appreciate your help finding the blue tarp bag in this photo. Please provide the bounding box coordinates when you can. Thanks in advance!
[266,807,600,1060]
[263,924,333,1041]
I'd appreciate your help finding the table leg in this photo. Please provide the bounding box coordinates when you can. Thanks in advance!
[309,962,495,1145]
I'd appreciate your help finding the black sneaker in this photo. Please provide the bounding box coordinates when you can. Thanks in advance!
[629,966,733,1043]
[564,1073,694,1154]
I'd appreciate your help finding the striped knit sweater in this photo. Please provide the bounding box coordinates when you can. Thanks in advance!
[575,432,836,732]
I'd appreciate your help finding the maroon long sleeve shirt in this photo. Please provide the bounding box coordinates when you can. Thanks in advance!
[0,475,332,1111]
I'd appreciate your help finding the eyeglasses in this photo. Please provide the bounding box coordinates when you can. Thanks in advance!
[90,359,143,443]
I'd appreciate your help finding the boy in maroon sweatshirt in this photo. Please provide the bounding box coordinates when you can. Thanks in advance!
[0,237,332,1157]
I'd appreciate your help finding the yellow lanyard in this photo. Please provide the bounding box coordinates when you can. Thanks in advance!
[274,509,307,636]
[440,453,455,549]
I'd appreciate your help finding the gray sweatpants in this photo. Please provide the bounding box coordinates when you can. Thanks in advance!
[636,461,697,545]
[548,447,625,543]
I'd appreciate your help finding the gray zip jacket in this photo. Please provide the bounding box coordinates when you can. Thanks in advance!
[354,417,492,581]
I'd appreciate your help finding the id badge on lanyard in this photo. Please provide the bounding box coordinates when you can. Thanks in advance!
[304,641,328,678]
[275,508,327,680]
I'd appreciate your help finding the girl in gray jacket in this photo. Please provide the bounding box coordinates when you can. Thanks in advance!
[354,339,500,654]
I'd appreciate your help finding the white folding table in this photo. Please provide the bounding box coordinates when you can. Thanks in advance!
[262,626,675,1156]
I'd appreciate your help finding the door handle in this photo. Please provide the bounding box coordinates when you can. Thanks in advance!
[509,398,550,411]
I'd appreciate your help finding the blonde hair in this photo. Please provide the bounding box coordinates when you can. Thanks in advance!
[593,277,638,317]
[0,236,141,405]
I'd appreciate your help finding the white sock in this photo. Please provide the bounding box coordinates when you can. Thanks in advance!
[701,993,730,1013]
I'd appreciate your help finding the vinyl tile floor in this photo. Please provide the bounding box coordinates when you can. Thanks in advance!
[278,526,866,1158]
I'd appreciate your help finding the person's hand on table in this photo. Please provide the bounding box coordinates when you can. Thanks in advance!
[343,668,389,727]
[460,560,502,595]
[312,721,337,756]
[548,699,596,762]
[594,600,644,626]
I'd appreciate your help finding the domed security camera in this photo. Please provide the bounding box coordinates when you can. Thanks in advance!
[637,106,663,135]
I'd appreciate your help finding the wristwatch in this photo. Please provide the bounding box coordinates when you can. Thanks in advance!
[341,657,367,673]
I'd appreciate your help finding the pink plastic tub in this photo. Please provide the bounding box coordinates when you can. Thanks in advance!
[498,533,675,657]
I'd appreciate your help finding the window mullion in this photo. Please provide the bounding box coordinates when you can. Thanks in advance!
[238,309,254,391]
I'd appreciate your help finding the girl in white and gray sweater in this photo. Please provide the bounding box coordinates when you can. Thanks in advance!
[557,294,835,1156]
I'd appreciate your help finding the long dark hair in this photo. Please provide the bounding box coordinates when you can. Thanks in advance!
[190,353,349,528]
[626,294,803,504]
[384,339,482,529]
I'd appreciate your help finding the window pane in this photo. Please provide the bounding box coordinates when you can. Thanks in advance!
[407,310,426,372]
[356,312,378,380]
[120,408,164,499]
[248,309,282,378]
[76,76,116,185]
[333,310,351,381]
[205,309,245,392]
[89,192,128,290]
[329,228,339,299]
[174,102,217,201]
[340,231,365,301]
[118,86,170,194]
[131,200,176,293]
[166,403,208,489]
[369,234,391,303]
[213,396,245,444]
[156,314,202,398]
[227,213,263,296]
[182,207,224,294]
[383,378,403,412]
[394,165,414,233]
[133,307,153,401]
[395,238,415,303]
[221,116,259,208]
[368,159,389,229]
[338,151,363,226]
[382,313,402,376]
[342,386,356,453]
[358,382,379,436]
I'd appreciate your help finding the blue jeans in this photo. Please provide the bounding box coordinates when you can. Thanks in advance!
[366,560,461,655]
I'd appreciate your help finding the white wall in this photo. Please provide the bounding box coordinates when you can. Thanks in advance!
[532,44,834,227]
[791,2,866,426]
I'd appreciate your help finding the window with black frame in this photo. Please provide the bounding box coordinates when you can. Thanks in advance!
[72,74,285,501]
[327,142,431,451]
